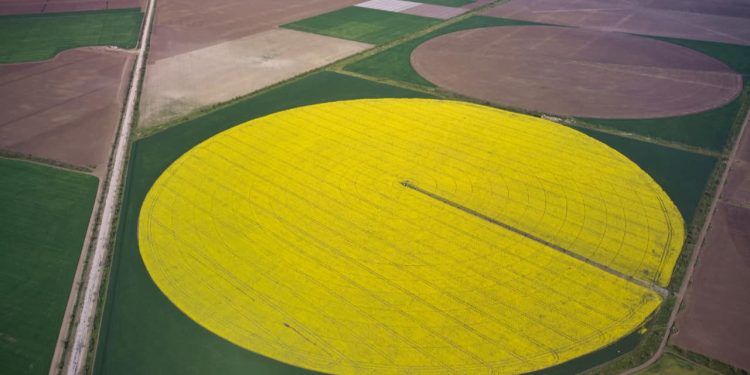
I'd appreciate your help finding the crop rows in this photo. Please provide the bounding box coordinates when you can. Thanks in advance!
[139,99,682,373]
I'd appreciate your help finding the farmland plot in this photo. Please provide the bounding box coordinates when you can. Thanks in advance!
[139,99,683,373]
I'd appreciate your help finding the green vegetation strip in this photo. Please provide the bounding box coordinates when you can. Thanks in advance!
[637,351,718,375]
[0,158,98,375]
[281,6,440,45]
[0,8,143,64]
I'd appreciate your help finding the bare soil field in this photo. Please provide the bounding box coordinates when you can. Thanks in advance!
[723,160,750,206]
[484,0,750,46]
[139,0,367,128]
[403,3,466,19]
[672,113,750,372]
[0,0,143,15]
[411,26,742,118]
[139,29,369,127]
[672,201,750,371]
[148,0,360,61]
[724,120,750,207]
[0,48,134,168]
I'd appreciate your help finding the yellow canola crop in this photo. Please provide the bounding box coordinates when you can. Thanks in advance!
[139,99,683,374]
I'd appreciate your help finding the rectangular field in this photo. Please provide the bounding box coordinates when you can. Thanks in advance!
[0,0,142,16]
[0,158,98,375]
[138,29,370,128]
[0,49,135,168]
[672,120,750,372]
[0,8,142,63]
[282,6,440,45]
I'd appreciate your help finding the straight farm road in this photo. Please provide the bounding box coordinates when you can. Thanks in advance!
[62,0,156,374]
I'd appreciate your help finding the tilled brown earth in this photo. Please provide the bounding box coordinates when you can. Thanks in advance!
[484,0,750,46]
[0,0,143,15]
[0,48,134,168]
[673,116,750,372]
[726,121,750,203]
[672,202,750,372]
[138,0,367,128]
[411,25,742,118]
[148,0,361,61]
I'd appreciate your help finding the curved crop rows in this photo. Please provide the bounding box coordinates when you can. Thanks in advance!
[138,99,683,373]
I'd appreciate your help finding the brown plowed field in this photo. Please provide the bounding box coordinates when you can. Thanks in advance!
[0,48,134,168]
[484,0,750,45]
[0,0,143,15]
[411,26,742,118]
[724,118,750,207]
[673,201,750,371]
[148,0,361,61]
[673,113,750,372]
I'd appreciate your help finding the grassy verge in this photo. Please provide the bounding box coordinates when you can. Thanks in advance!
[282,7,440,45]
[638,350,719,374]
[0,8,142,64]
[669,347,748,375]
[345,16,541,86]
[93,72,432,375]
[0,158,98,375]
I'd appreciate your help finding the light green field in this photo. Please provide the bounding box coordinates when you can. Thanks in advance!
[0,8,142,63]
[0,158,98,375]
[282,7,439,45]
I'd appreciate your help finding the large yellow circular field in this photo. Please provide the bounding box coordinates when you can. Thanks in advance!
[139,99,684,374]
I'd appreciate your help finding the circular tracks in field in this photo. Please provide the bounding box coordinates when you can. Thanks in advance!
[139,99,684,373]
[411,26,742,119]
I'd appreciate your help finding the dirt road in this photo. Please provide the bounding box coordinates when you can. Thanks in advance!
[62,0,156,374]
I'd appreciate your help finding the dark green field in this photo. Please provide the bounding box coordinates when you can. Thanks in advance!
[0,158,98,375]
[282,7,439,45]
[0,8,142,64]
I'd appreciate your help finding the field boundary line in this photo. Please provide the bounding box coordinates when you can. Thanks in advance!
[62,0,155,373]
[400,180,669,296]
[564,120,724,158]
[621,97,750,375]
[135,0,505,139]
[336,68,727,159]
[0,153,93,174]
